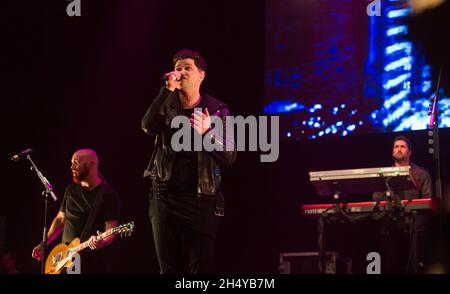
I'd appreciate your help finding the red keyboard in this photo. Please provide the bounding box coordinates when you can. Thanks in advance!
[301,198,437,215]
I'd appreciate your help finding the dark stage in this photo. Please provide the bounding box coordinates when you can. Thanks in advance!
[2,0,450,276]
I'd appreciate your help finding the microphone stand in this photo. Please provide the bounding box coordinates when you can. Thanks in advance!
[427,68,443,226]
[26,155,58,274]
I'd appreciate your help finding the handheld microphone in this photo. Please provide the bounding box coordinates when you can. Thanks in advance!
[11,148,34,162]
[162,72,180,81]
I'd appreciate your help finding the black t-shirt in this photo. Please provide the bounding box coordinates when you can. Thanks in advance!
[59,182,120,244]
[166,107,200,194]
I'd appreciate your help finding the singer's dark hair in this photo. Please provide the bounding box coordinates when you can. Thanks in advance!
[173,49,207,72]
[393,135,412,151]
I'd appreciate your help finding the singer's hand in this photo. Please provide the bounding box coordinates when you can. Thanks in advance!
[190,108,211,135]
[164,71,181,91]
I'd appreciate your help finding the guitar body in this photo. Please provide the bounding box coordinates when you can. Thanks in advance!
[45,238,80,274]
[43,221,134,274]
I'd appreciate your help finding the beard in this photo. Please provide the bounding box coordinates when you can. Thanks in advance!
[393,152,408,163]
[72,164,89,183]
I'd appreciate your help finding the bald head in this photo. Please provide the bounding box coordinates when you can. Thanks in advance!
[74,149,99,166]
[71,149,100,183]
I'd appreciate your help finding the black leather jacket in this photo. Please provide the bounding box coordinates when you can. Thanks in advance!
[142,87,236,197]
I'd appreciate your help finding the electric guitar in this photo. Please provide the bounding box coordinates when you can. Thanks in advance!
[45,221,134,274]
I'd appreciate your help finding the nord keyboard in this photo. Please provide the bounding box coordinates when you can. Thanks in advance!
[301,198,437,216]
[309,166,415,196]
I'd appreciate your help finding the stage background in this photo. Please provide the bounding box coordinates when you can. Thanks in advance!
[1,0,449,273]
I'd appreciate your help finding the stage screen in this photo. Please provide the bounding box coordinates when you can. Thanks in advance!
[264,0,450,140]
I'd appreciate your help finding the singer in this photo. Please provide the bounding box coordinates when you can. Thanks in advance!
[141,49,236,273]
[31,149,121,273]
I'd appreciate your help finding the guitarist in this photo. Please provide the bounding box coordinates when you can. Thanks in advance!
[31,149,121,273]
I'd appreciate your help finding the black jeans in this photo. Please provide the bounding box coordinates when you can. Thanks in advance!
[149,190,218,274]
[377,214,430,274]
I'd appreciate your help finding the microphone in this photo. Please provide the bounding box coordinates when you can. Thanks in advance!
[428,67,443,129]
[11,148,34,162]
[162,72,180,81]
[428,95,438,129]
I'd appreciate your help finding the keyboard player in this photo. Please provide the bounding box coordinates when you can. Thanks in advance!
[372,135,433,274]
[373,135,432,201]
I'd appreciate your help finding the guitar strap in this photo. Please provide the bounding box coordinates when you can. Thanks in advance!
[80,182,106,242]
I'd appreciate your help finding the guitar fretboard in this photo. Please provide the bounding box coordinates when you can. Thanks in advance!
[72,228,114,252]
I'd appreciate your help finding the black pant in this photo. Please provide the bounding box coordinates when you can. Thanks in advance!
[149,192,218,274]
[377,214,430,274]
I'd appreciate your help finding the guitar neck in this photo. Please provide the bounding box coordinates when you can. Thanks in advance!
[73,228,114,253]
